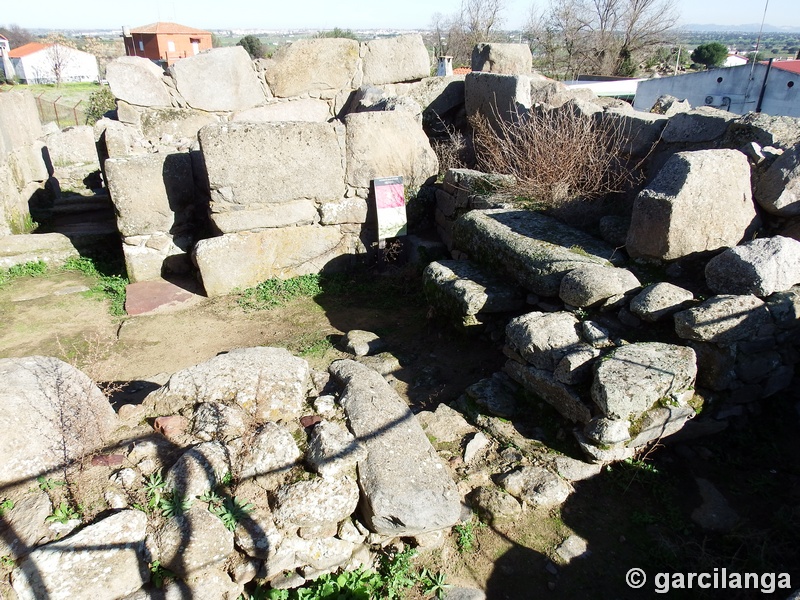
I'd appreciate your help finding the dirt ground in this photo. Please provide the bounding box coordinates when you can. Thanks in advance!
[2,268,799,599]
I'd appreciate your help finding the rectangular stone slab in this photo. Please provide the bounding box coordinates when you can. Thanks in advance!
[328,359,461,536]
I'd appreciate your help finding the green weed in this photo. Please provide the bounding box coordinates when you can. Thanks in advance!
[236,274,323,311]
[420,568,450,599]
[0,498,14,517]
[9,212,38,234]
[46,501,80,524]
[454,520,479,553]
[62,256,128,316]
[0,260,49,285]
[133,470,166,514]
[203,493,253,531]
[159,492,192,518]
[0,556,14,568]
[37,476,66,492]
[149,560,176,589]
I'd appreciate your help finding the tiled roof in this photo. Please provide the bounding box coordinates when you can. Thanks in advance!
[8,42,49,58]
[453,67,471,74]
[130,22,212,35]
[770,60,800,75]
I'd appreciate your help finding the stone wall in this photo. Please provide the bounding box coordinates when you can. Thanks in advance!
[102,36,444,291]
[0,91,48,236]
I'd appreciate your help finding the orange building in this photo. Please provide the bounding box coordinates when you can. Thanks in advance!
[122,22,213,67]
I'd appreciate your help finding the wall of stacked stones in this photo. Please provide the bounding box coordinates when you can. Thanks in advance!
[100,36,481,294]
[429,79,800,459]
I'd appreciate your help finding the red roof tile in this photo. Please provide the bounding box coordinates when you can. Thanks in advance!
[130,22,211,35]
[8,42,49,58]
[453,67,471,74]
[770,60,800,75]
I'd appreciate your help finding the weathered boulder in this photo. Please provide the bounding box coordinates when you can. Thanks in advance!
[170,47,266,112]
[423,259,525,321]
[0,491,52,560]
[232,99,332,123]
[156,506,235,578]
[0,233,79,270]
[106,56,172,107]
[11,510,148,600]
[454,209,619,296]
[345,111,438,190]
[591,342,697,420]
[306,420,367,477]
[361,34,431,86]
[766,286,800,329]
[626,150,758,261]
[273,475,361,528]
[630,282,694,322]
[265,38,360,98]
[465,375,519,419]
[191,401,248,442]
[724,112,800,151]
[470,486,523,522]
[597,108,668,158]
[329,360,461,535]
[42,125,99,167]
[465,72,531,129]
[503,360,592,424]
[661,107,737,144]
[105,152,196,238]
[199,121,345,231]
[341,330,385,357]
[649,94,691,117]
[319,197,368,225]
[415,403,476,444]
[138,106,219,141]
[0,356,118,488]
[497,466,571,508]
[505,311,581,371]
[239,422,301,488]
[674,295,773,344]
[144,347,309,420]
[705,236,800,297]
[559,265,640,307]
[193,226,351,297]
[554,344,601,385]
[471,43,532,74]
[165,441,232,499]
[754,144,800,217]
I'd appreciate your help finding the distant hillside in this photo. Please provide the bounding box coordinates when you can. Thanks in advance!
[681,23,800,33]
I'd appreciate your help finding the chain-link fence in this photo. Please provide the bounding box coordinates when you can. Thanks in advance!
[34,93,87,128]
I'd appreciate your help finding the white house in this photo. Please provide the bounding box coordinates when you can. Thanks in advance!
[0,35,13,80]
[723,54,748,68]
[634,61,800,118]
[9,42,99,84]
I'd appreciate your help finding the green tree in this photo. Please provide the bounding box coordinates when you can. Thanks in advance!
[313,28,359,40]
[690,41,728,69]
[746,51,768,63]
[211,33,223,48]
[237,35,264,59]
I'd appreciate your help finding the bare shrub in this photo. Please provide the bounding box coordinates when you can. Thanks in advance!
[470,104,636,208]
[432,129,469,177]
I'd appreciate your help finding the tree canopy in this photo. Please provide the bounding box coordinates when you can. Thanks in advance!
[0,24,34,49]
[237,35,265,59]
[313,28,359,40]
[690,42,728,69]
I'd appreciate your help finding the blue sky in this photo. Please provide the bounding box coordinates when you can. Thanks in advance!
[6,0,798,31]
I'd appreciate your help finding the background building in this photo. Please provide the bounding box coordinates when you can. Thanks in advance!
[122,22,213,67]
[9,42,99,84]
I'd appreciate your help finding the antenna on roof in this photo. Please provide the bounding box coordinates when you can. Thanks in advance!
[749,0,770,81]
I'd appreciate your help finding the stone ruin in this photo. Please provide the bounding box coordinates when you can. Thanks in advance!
[2,38,800,598]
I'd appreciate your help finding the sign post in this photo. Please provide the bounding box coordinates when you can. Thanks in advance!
[373,176,407,250]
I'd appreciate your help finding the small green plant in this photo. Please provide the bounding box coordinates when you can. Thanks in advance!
[236,274,323,311]
[297,335,334,358]
[133,470,167,513]
[0,498,14,517]
[149,560,176,589]
[85,85,116,125]
[159,492,192,518]
[221,471,234,486]
[454,520,479,553]
[9,212,38,234]
[0,555,14,568]
[420,568,450,599]
[0,260,49,285]
[37,476,66,492]
[377,546,419,599]
[205,494,253,532]
[46,501,80,524]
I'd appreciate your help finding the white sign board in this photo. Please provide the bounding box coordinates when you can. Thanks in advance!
[374,176,407,241]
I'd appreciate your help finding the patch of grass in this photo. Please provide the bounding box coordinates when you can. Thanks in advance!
[236,274,323,311]
[295,334,335,358]
[62,256,128,316]
[0,498,14,517]
[0,260,49,285]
